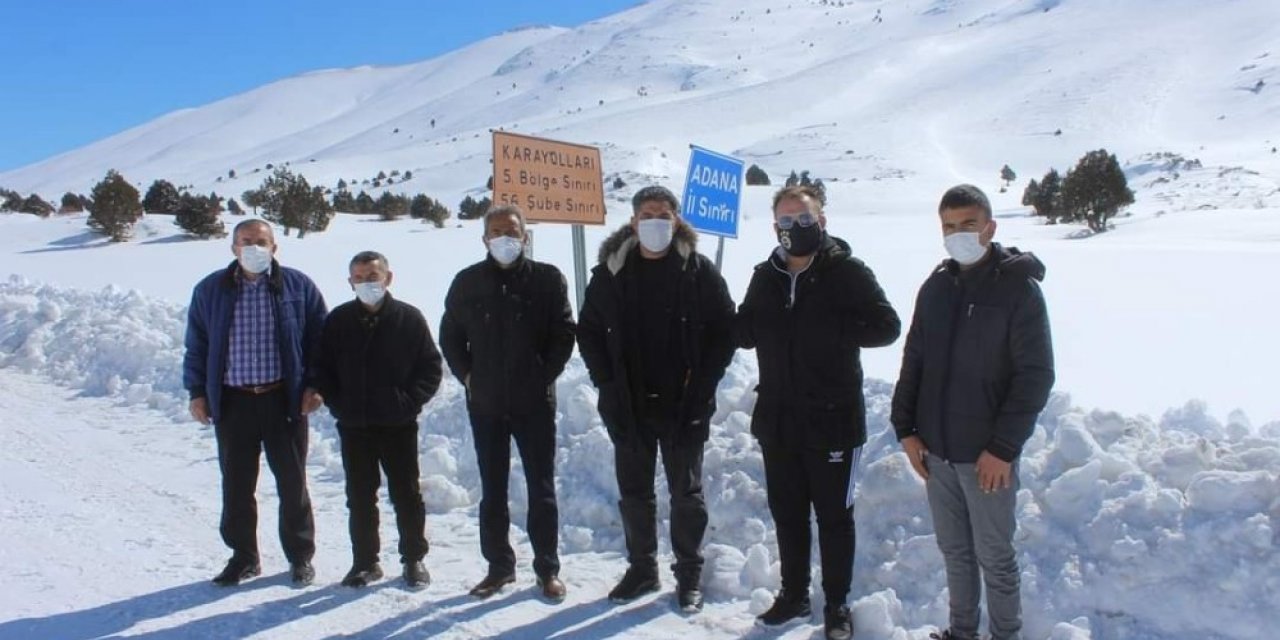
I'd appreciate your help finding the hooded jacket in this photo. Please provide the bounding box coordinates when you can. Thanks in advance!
[891,242,1055,463]
[577,222,736,444]
[736,234,901,451]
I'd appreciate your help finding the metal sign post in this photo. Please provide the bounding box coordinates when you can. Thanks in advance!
[571,224,587,311]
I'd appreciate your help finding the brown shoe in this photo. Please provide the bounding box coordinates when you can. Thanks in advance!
[538,575,567,602]
[469,572,516,599]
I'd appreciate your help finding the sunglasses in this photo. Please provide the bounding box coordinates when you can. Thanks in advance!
[776,212,818,230]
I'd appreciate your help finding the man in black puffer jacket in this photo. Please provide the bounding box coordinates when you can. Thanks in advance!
[440,204,575,602]
[892,184,1054,640]
[736,185,901,640]
[316,251,443,590]
[578,185,736,612]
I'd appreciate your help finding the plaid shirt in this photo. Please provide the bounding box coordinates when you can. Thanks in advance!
[224,273,282,386]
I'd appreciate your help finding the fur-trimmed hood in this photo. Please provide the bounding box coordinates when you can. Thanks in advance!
[596,220,698,275]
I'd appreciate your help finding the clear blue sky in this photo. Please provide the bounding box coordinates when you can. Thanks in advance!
[0,0,640,172]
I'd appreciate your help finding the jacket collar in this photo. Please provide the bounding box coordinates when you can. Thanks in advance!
[597,221,697,275]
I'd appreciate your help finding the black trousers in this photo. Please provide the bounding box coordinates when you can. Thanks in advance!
[762,445,858,605]
[614,414,707,584]
[214,388,315,565]
[339,424,429,567]
[471,410,560,579]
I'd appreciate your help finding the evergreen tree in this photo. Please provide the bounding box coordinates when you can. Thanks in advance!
[745,164,771,186]
[403,170,413,181]
[1032,169,1062,223]
[1,188,21,212]
[332,190,356,213]
[87,170,143,241]
[1021,179,1040,208]
[1059,149,1133,233]
[411,194,450,228]
[1000,164,1017,186]
[376,192,409,220]
[20,194,55,217]
[143,179,183,214]
[227,198,244,215]
[337,178,348,191]
[174,193,227,239]
[612,176,626,190]
[241,188,265,215]
[458,195,492,220]
[355,191,376,214]
[60,192,85,214]
[254,167,334,238]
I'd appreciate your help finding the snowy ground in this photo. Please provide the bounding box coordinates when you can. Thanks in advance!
[0,267,1276,639]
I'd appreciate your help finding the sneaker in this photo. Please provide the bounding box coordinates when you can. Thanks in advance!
[341,563,384,587]
[756,591,812,627]
[676,584,703,612]
[823,604,853,640]
[290,562,315,587]
[403,560,430,589]
[537,575,567,602]
[469,572,516,599]
[212,558,261,586]
[607,567,660,603]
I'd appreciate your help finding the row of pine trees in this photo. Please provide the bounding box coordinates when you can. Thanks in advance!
[3,148,1135,242]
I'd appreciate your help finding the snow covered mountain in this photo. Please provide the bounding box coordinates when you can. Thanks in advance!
[3,0,1278,209]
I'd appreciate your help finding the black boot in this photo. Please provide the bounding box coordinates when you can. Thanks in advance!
[290,562,315,587]
[608,566,660,603]
[341,563,384,587]
[676,584,703,612]
[756,590,811,626]
[212,557,261,587]
[823,604,853,640]
[403,560,430,589]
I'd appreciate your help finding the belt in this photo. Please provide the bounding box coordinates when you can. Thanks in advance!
[226,380,284,395]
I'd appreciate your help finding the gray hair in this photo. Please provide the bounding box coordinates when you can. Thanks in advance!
[483,204,528,235]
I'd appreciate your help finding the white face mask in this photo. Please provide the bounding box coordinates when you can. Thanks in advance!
[238,245,273,274]
[637,218,674,253]
[487,236,523,266]
[944,232,988,266]
[353,282,387,306]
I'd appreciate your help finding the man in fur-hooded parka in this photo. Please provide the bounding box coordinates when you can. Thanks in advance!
[577,186,735,608]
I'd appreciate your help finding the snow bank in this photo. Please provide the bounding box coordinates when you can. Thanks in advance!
[1,276,1276,639]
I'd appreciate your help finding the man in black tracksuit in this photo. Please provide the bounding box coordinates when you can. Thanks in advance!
[892,185,1054,640]
[316,251,442,589]
[577,185,736,612]
[439,205,575,602]
[736,185,901,640]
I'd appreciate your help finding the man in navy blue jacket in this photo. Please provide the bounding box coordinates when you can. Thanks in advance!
[183,219,328,587]
[892,185,1054,640]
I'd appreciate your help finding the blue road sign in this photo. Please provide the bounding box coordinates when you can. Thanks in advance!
[681,145,743,239]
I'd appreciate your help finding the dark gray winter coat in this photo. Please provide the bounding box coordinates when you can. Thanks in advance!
[890,243,1055,463]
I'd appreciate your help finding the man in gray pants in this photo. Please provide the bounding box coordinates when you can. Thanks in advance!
[891,185,1054,640]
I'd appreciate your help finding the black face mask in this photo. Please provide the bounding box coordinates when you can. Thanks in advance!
[777,224,824,257]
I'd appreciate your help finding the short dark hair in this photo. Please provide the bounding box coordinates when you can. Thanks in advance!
[631,185,680,214]
[771,185,825,212]
[938,184,992,219]
[349,250,389,271]
[483,204,527,235]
